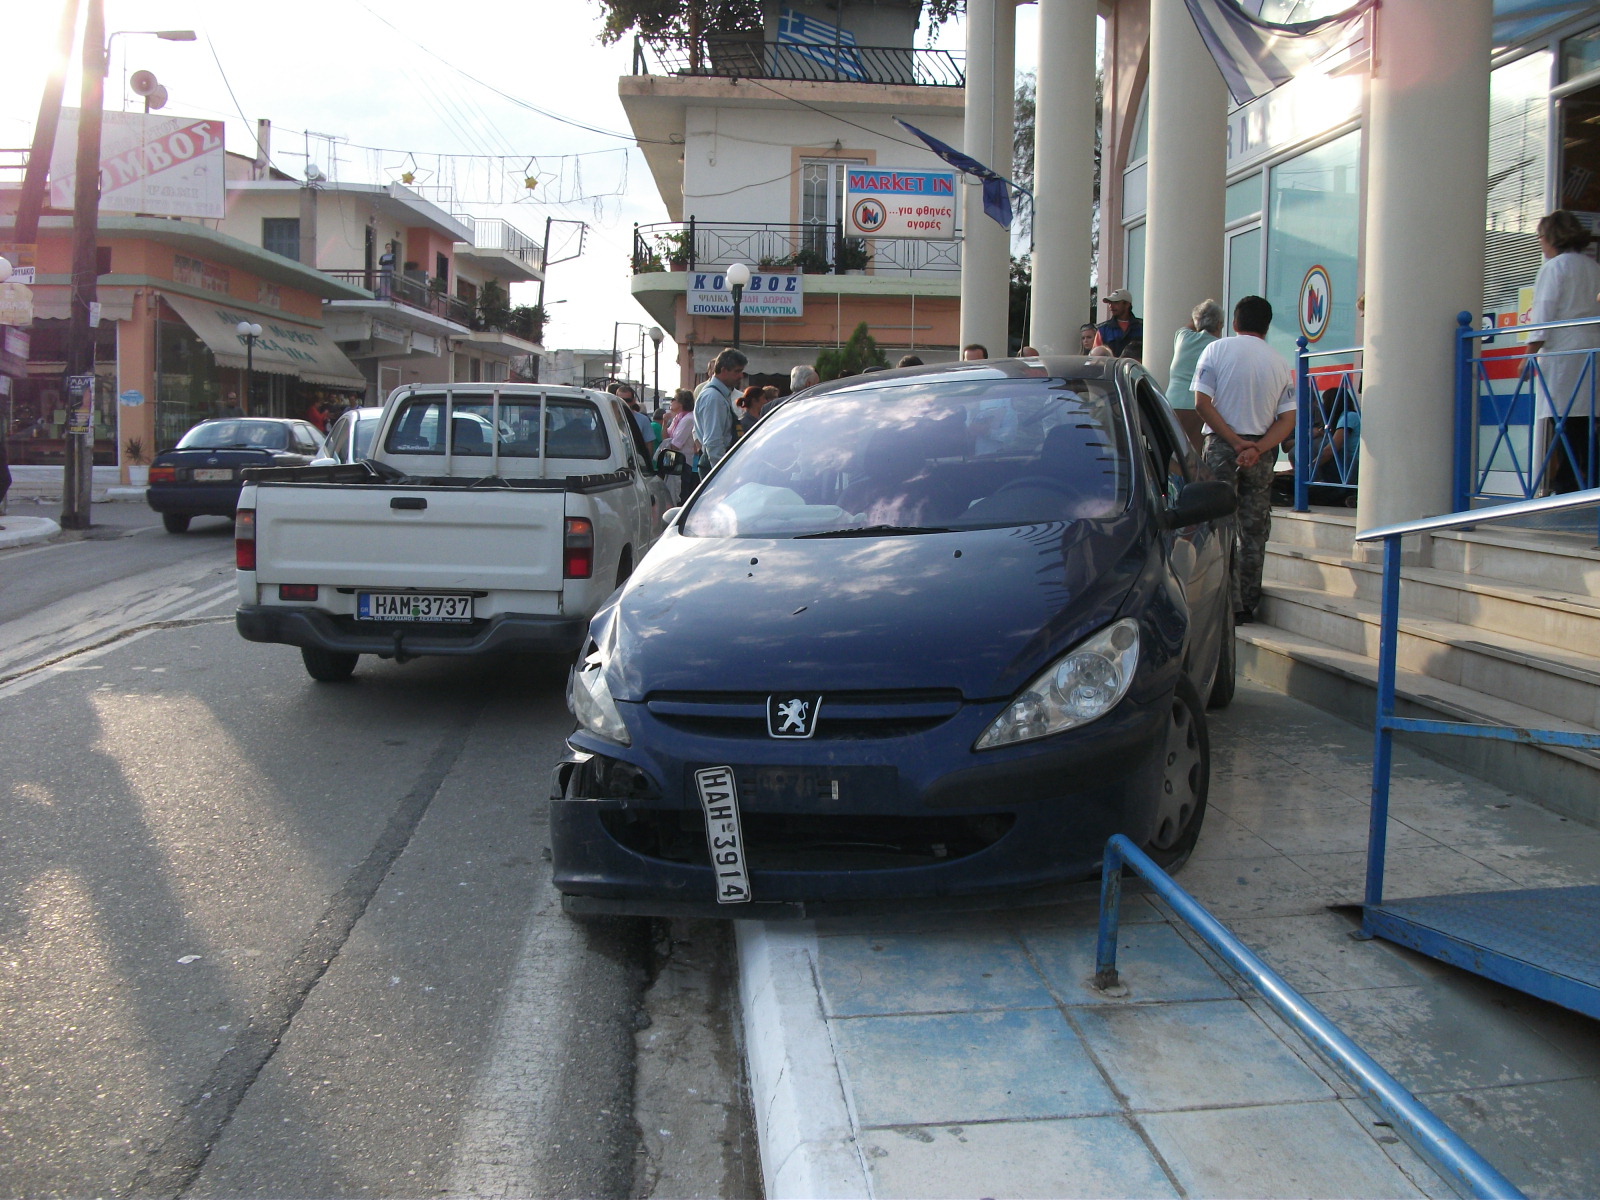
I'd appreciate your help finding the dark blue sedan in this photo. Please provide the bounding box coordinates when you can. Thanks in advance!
[552,357,1237,917]
[147,417,325,533]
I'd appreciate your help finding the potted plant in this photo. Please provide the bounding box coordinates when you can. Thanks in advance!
[835,238,872,274]
[792,246,831,274]
[654,229,695,271]
[125,437,150,487]
[634,251,666,274]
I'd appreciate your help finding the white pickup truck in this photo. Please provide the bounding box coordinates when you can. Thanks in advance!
[234,382,678,681]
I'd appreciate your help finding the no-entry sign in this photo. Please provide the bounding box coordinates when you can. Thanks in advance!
[844,168,957,239]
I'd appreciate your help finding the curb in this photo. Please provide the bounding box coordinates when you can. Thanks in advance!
[735,921,870,1200]
[0,516,62,551]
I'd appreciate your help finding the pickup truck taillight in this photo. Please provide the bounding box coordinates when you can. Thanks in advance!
[148,464,175,484]
[564,517,594,579]
[278,584,317,601]
[235,509,256,571]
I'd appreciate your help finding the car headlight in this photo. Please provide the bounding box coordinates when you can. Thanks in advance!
[975,618,1141,750]
[567,641,631,746]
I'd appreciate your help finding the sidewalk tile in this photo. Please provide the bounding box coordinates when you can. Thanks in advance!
[814,929,1056,1017]
[1335,1099,1456,1200]
[1430,1077,1600,1200]
[1189,809,1279,861]
[1141,1100,1428,1199]
[1163,854,1330,919]
[1307,981,1597,1093]
[1022,922,1234,1006]
[1232,803,1441,857]
[1291,844,1520,900]
[860,1116,1177,1200]
[1073,998,1334,1111]
[1024,892,1165,928]
[832,1009,1116,1126]
[1224,912,1432,995]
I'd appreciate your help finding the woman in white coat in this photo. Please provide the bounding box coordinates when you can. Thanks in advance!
[1527,209,1600,494]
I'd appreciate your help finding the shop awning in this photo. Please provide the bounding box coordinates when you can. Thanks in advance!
[163,293,366,390]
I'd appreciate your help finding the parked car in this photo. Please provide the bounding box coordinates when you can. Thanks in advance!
[234,383,678,682]
[313,406,384,465]
[146,417,327,533]
[551,356,1238,917]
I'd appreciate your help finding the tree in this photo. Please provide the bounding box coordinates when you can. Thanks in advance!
[815,322,888,381]
[593,0,761,45]
[1009,255,1031,353]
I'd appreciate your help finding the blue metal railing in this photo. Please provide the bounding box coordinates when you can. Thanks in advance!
[1095,835,1525,1200]
[1353,489,1600,910]
[1293,336,1363,512]
[1452,311,1600,514]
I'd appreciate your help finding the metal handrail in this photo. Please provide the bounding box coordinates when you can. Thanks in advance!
[1354,485,1600,542]
[1293,337,1363,512]
[632,33,964,87]
[631,218,961,276]
[1094,835,1525,1200]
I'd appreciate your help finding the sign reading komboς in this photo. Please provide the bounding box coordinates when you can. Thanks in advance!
[687,271,804,318]
[50,110,225,219]
[844,168,957,239]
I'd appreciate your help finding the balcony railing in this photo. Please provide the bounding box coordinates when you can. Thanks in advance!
[467,218,545,271]
[632,219,960,278]
[632,34,964,88]
[323,268,474,327]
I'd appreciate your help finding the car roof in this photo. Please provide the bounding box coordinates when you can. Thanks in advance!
[797,355,1127,402]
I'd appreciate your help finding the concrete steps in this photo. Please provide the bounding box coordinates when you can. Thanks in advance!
[1240,508,1600,826]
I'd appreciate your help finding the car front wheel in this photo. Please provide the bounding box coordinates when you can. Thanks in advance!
[1208,605,1236,710]
[301,646,359,682]
[162,513,190,534]
[1144,678,1209,871]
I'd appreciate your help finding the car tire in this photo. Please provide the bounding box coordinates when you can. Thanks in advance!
[301,646,359,682]
[1144,678,1209,872]
[615,547,634,589]
[162,513,191,534]
[1207,605,1237,710]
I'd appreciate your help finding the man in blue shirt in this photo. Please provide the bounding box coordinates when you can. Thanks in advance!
[693,348,745,468]
[1093,288,1144,359]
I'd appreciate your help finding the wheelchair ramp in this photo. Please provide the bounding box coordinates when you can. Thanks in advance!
[1364,886,1600,1021]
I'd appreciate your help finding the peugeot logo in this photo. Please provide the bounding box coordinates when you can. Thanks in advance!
[767,695,822,739]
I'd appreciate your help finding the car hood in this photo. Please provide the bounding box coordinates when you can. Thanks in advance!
[603,516,1148,702]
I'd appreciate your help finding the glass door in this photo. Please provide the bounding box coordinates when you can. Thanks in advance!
[800,158,866,264]
[1225,225,1263,320]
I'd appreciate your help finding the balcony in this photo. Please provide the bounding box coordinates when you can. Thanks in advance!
[323,269,475,327]
[632,219,961,277]
[631,34,964,88]
[456,218,545,284]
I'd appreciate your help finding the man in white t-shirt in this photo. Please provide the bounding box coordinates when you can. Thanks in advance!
[1192,295,1296,622]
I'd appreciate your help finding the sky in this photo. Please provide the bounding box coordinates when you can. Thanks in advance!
[1,1,1041,369]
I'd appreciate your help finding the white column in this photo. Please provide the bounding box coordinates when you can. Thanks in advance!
[1029,0,1098,353]
[1358,0,1491,531]
[959,0,1015,357]
[1141,0,1226,387]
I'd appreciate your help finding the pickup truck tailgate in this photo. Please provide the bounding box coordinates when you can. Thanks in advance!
[254,484,567,593]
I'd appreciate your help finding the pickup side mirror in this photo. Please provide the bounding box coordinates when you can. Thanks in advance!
[1164,480,1236,529]
[654,447,686,475]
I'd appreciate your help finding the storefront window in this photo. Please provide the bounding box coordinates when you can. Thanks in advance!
[1227,226,1263,320]
[155,310,221,450]
[1226,174,1262,225]
[1265,130,1361,359]
[1124,223,1145,313]
[8,320,118,466]
[1561,24,1600,82]
[1486,51,1551,319]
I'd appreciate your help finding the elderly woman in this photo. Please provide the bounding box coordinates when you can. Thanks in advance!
[1528,209,1600,493]
[1167,299,1224,451]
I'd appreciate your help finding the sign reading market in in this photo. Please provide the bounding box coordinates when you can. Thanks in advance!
[844,168,957,239]
[51,110,226,220]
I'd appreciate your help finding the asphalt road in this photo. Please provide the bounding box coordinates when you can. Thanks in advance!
[0,525,651,1198]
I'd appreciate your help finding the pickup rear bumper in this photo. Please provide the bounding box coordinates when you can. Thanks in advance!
[236,604,587,659]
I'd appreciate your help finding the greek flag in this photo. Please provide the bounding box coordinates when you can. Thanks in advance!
[1183,0,1375,106]
[776,6,865,81]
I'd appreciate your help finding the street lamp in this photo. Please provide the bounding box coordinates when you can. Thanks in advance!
[649,325,664,405]
[726,262,751,350]
[236,321,263,410]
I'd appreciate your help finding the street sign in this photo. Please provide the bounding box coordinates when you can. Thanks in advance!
[0,282,33,326]
[119,389,145,407]
[844,168,958,239]
[687,271,803,318]
[0,242,37,285]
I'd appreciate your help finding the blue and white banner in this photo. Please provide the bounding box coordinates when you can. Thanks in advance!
[688,270,804,319]
[1183,0,1375,106]
[776,7,865,81]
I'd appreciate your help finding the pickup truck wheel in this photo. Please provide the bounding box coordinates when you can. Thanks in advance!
[616,548,634,588]
[301,646,359,682]
[162,513,190,534]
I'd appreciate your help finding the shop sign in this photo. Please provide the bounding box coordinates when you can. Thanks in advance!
[1226,69,1363,174]
[0,242,37,285]
[688,271,803,318]
[175,254,231,295]
[50,110,226,220]
[257,281,282,309]
[844,168,958,239]
[4,328,29,358]
[1298,265,1332,342]
[0,282,33,326]
[119,389,145,407]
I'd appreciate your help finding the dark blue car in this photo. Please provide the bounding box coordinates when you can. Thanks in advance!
[552,357,1237,917]
[147,417,325,533]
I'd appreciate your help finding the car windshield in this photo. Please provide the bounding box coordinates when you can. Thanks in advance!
[177,420,288,450]
[682,374,1130,538]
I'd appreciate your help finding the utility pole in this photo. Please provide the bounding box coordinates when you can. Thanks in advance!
[62,0,104,530]
[15,0,82,244]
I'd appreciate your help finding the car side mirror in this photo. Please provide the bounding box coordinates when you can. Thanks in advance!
[661,506,683,527]
[1165,480,1236,528]
[655,447,686,475]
